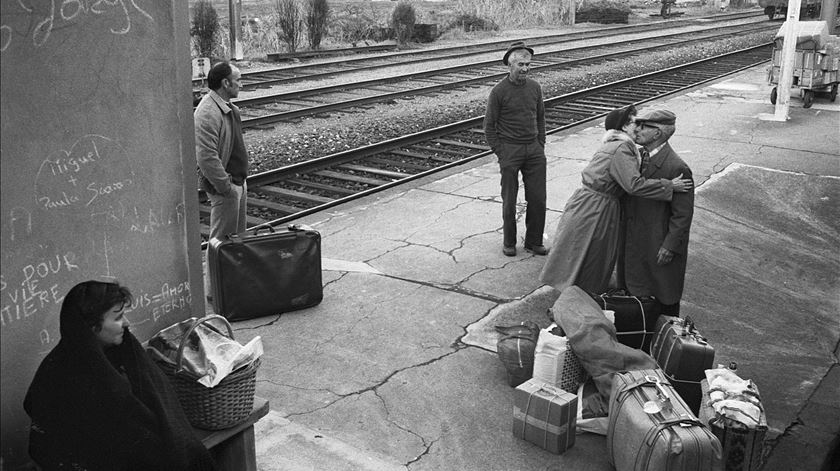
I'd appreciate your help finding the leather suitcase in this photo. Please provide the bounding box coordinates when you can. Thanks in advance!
[650,316,715,415]
[208,224,323,321]
[607,369,723,471]
[589,291,661,351]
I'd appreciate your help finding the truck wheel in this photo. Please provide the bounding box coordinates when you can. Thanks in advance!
[770,87,777,105]
[765,6,774,20]
[803,90,814,108]
[830,84,838,102]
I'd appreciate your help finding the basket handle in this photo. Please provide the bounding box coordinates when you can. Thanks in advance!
[174,314,234,374]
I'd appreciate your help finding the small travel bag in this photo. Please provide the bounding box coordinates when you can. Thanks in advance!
[495,321,540,387]
[589,290,661,351]
[650,316,715,414]
[699,373,767,471]
[607,369,723,471]
[208,224,323,321]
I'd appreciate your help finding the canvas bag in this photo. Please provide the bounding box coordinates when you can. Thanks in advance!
[495,321,540,387]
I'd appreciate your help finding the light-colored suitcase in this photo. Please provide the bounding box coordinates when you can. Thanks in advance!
[607,369,723,471]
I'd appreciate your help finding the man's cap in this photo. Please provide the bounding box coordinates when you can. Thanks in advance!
[502,41,534,65]
[604,105,637,131]
[636,109,676,126]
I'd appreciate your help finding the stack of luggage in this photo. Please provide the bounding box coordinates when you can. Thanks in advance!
[495,285,766,469]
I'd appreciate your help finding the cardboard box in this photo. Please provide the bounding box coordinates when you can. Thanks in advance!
[512,378,577,454]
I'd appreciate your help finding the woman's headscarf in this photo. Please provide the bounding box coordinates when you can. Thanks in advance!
[24,280,216,471]
[604,105,637,131]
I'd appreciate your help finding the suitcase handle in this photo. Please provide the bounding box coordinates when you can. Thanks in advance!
[250,224,276,235]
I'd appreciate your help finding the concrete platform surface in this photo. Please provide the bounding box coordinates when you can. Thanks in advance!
[218,64,839,470]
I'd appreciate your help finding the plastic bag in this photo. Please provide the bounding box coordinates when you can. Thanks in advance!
[148,316,263,388]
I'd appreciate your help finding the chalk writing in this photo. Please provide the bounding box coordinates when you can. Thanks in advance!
[0,251,78,328]
[89,202,186,234]
[0,0,154,52]
[8,207,33,242]
[35,134,135,213]
[125,280,191,323]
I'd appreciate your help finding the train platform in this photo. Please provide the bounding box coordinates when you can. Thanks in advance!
[215,62,840,470]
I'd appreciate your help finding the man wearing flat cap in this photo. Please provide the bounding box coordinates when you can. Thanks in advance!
[484,41,548,257]
[620,109,694,316]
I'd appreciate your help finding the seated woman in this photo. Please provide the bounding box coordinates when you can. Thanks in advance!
[24,280,216,470]
[539,105,692,294]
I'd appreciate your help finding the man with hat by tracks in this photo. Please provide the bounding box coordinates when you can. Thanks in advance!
[484,41,548,257]
[620,108,694,316]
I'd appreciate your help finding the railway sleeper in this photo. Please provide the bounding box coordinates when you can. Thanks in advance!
[367,156,434,172]
[252,185,334,205]
[285,178,357,197]
[432,138,490,151]
[314,170,391,186]
[404,146,471,159]
[339,163,411,180]
[248,197,309,215]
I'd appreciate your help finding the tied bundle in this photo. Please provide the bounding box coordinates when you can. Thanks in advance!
[705,367,764,429]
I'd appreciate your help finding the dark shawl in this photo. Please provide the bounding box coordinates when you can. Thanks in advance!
[23,305,216,470]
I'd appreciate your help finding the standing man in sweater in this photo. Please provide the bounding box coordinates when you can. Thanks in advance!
[484,41,548,257]
[195,61,250,241]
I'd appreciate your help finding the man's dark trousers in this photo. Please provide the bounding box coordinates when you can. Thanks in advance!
[498,140,546,248]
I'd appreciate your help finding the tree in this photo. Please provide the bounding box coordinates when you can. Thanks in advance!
[275,0,304,53]
[391,1,416,46]
[191,0,219,58]
[306,0,330,50]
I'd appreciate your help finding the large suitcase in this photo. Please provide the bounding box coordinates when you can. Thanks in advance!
[650,316,715,415]
[589,291,661,351]
[607,369,723,471]
[208,224,323,321]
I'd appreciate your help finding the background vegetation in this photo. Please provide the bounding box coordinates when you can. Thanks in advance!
[189,0,727,60]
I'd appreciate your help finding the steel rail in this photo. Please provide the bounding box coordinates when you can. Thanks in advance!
[210,10,765,90]
[237,45,770,223]
[200,44,771,244]
[237,23,776,128]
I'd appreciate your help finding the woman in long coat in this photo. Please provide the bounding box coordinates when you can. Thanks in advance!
[539,105,692,294]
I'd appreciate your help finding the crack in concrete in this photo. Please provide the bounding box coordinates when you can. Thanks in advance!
[370,388,438,469]
[405,438,437,469]
[693,203,836,255]
[377,272,510,304]
[233,313,283,331]
[323,271,349,288]
[283,347,466,421]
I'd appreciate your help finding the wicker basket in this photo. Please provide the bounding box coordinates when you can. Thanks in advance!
[157,315,259,430]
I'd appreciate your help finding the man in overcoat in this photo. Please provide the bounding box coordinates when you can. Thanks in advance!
[621,109,694,315]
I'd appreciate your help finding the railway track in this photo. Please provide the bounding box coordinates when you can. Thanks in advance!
[233,20,776,129]
[198,44,771,240]
[193,10,764,91]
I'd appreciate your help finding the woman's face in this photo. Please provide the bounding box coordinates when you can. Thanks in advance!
[94,304,129,347]
[622,114,638,140]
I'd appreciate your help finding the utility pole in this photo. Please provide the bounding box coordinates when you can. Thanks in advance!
[229,0,243,60]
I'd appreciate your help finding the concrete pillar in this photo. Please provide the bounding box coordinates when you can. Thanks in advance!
[821,0,839,34]
[771,0,802,121]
